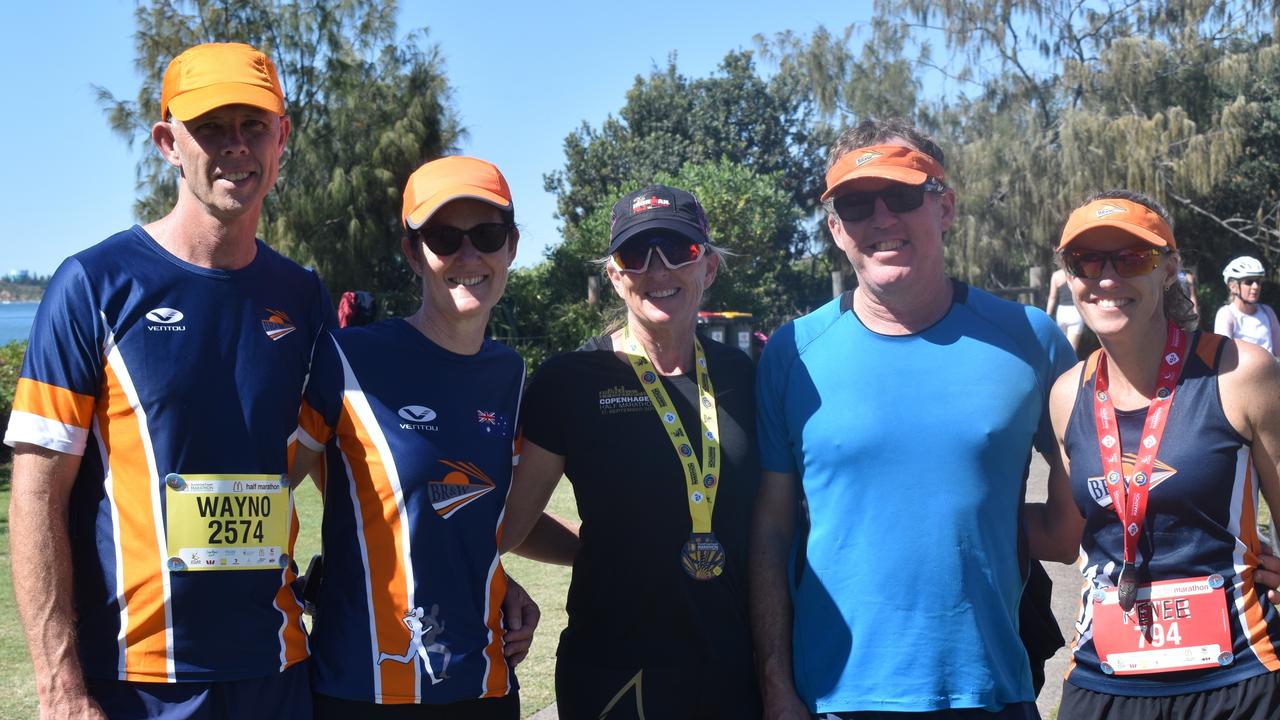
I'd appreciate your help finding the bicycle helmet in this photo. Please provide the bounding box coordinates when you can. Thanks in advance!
[1223,256,1265,282]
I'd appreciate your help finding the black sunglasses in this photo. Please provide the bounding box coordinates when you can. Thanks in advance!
[827,178,947,222]
[413,223,512,256]
[1238,278,1263,287]
[1061,248,1167,279]
[612,234,705,273]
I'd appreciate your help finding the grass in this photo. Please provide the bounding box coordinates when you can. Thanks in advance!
[0,465,575,719]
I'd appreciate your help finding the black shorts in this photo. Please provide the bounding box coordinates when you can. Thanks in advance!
[554,657,761,720]
[313,692,518,720]
[1057,671,1280,720]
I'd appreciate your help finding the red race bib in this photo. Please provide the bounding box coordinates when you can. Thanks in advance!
[1091,575,1233,675]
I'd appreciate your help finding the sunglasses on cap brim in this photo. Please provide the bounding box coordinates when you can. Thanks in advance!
[412,222,513,256]
[611,234,705,273]
[1060,247,1168,279]
[826,178,947,222]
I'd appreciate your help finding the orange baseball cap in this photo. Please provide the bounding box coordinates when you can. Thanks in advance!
[161,43,286,121]
[402,156,513,230]
[821,144,946,201]
[1058,198,1175,251]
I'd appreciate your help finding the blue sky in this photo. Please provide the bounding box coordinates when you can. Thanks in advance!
[0,2,871,277]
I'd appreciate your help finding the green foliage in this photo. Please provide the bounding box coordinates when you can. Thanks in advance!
[0,341,25,462]
[758,1,1279,297]
[500,50,835,364]
[97,0,462,313]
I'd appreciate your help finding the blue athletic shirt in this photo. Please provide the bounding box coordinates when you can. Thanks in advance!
[1064,333,1280,696]
[756,282,1075,713]
[296,319,524,704]
[4,225,332,682]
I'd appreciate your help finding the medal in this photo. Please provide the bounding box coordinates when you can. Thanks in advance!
[681,532,726,581]
[621,327,725,579]
[1117,562,1138,612]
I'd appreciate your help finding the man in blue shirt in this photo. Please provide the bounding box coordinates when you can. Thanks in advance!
[750,118,1077,719]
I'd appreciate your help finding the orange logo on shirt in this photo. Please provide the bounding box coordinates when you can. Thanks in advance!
[1086,453,1177,507]
[262,307,296,341]
[428,460,495,518]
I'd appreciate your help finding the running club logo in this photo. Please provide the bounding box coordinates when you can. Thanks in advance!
[1094,203,1127,219]
[145,307,186,332]
[429,460,495,518]
[1086,453,1178,507]
[261,307,296,341]
[854,150,883,166]
[377,604,452,685]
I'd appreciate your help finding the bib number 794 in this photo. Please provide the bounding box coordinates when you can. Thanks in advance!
[1134,620,1182,648]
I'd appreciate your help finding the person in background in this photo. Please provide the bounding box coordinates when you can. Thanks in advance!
[1047,267,1085,352]
[1214,255,1280,357]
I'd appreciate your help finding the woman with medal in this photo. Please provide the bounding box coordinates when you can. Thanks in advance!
[502,184,762,719]
[290,157,542,719]
[1045,191,1280,718]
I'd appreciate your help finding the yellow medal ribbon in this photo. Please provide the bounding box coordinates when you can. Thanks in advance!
[621,327,722,550]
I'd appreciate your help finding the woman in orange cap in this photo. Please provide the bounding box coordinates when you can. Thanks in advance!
[290,156,550,719]
[1042,190,1280,718]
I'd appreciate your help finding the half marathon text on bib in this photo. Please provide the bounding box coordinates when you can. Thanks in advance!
[164,473,290,571]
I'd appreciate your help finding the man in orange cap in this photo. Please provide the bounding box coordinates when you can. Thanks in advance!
[5,43,539,719]
[751,118,1078,719]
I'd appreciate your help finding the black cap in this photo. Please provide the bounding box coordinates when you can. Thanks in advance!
[607,184,710,254]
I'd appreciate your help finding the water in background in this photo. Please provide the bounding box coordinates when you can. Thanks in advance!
[0,302,38,345]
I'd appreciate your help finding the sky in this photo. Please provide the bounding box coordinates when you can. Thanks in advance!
[0,2,872,277]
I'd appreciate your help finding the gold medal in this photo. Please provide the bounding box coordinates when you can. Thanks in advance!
[681,532,726,581]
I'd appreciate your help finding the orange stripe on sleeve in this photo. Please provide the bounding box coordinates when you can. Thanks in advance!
[98,363,170,681]
[339,399,417,702]
[1236,455,1280,669]
[482,564,510,698]
[276,500,309,668]
[297,401,332,450]
[14,377,95,427]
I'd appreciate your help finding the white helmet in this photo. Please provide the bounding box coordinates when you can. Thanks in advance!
[1223,256,1265,282]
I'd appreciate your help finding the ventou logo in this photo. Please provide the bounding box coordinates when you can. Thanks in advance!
[145,307,186,332]
[399,405,438,423]
[146,308,184,324]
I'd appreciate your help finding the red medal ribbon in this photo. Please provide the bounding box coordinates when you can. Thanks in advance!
[1092,321,1187,574]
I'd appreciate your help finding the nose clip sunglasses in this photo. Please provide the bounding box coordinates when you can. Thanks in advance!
[1061,247,1168,279]
[412,222,513,256]
[611,234,705,273]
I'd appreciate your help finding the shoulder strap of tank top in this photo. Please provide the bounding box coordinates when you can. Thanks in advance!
[1081,348,1103,387]
[1193,331,1226,372]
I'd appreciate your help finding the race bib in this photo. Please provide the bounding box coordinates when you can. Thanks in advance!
[164,474,290,572]
[1090,575,1232,675]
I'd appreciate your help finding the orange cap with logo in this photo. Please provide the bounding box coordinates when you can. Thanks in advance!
[1058,198,1175,251]
[161,43,286,121]
[402,156,513,230]
[821,144,945,201]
